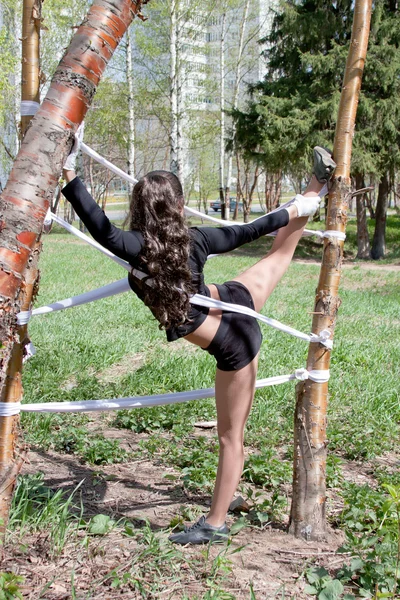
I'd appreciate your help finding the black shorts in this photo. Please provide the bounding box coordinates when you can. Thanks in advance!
[203,281,263,372]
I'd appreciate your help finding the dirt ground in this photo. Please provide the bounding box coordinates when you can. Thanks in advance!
[3,419,371,600]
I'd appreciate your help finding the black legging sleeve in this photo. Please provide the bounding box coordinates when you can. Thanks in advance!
[62,176,144,263]
[197,209,290,255]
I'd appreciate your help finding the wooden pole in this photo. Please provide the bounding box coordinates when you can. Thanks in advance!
[289,0,373,541]
[0,0,147,541]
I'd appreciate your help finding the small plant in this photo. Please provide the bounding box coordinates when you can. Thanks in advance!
[80,436,130,465]
[337,483,400,598]
[243,449,291,489]
[9,473,83,555]
[304,567,345,599]
[326,455,344,489]
[51,426,130,465]
[88,514,116,535]
[140,433,218,492]
[0,572,24,600]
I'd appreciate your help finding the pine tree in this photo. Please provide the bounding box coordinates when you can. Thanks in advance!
[234,0,400,258]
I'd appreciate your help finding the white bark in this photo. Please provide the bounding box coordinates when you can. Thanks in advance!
[126,26,135,196]
[176,2,183,188]
[225,0,250,205]
[170,0,179,177]
[219,11,227,219]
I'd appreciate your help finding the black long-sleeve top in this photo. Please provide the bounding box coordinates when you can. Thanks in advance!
[62,177,289,340]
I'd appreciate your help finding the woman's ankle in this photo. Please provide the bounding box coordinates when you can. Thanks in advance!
[205,514,226,528]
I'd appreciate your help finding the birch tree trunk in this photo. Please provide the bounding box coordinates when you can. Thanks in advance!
[289,0,372,541]
[169,0,179,178]
[126,25,135,197]
[175,6,184,188]
[0,0,146,537]
[224,0,250,221]
[219,11,227,220]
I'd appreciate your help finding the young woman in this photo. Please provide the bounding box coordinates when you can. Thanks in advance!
[62,142,335,545]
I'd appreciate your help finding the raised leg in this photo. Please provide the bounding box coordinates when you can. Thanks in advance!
[234,176,324,311]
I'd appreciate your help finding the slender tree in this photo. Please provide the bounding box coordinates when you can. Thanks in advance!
[126,25,136,195]
[371,172,389,259]
[218,10,227,219]
[0,0,147,537]
[289,0,372,540]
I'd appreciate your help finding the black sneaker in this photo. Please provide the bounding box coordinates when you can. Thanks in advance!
[169,515,229,545]
[313,146,336,183]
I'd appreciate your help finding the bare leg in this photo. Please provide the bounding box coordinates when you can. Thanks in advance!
[206,355,259,527]
[234,175,324,311]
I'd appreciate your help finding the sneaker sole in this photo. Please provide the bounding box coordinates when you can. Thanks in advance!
[313,146,336,183]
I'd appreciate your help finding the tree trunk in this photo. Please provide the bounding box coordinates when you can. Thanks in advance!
[225,0,250,221]
[20,0,41,135]
[289,0,372,541]
[0,0,146,538]
[371,172,389,260]
[355,173,370,259]
[265,171,282,212]
[169,0,183,182]
[126,25,135,198]
[219,12,227,220]
[0,0,44,542]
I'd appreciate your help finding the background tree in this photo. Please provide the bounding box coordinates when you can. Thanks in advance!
[0,0,19,183]
[234,0,400,254]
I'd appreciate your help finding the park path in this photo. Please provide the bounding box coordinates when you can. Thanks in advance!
[294,259,400,272]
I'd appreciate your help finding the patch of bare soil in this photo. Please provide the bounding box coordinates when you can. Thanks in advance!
[4,425,350,599]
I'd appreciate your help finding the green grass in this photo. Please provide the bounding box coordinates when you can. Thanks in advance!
[15,224,400,597]
[24,226,400,467]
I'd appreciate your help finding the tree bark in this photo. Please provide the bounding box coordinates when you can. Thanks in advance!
[0,0,44,541]
[265,171,282,212]
[0,0,146,537]
[289,0,372,541]
[169,0,182,181]
[126,25,135,198]
[225,0,250,221]
[219,12,227,220]
[371,172,389,260]
[355,173,371,259]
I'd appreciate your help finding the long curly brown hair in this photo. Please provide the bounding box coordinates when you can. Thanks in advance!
[128,171,196,330]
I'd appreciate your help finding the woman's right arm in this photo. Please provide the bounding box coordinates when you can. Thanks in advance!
[62,174,143,262]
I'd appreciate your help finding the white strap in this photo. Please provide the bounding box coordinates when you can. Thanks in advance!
[20,101,40,116]
[16,278,132,325]
[0,403,21,416]
[29,212,333,347]
[20,271,332,348]
[190,295,333,348]
[23,341,36,362]
[17,310,32,325]
[307,369,330,383]
[0,368,322,415]
[313,230,346,241]
[323,230,346,241]
[51,213,131,272]
[81,143,138,185]
[77,145,329,236]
